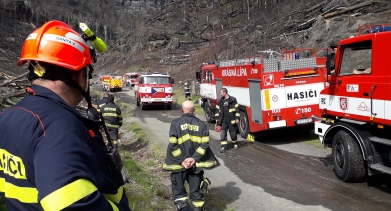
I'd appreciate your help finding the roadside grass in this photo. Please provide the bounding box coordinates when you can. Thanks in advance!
[173,89,203,114]
[301,131,331,150]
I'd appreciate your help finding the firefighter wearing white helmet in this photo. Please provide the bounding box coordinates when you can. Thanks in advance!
[184,82,191,100]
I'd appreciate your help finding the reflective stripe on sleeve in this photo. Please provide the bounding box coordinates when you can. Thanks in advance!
[163,163,185,171]
[234,104,239,108]
[196,161,218,168]
[169,137,177,144]
[231,120,236,124]
[201,137,209,143]
[196,147,205,156]
[41,179,98,211]
[172,148,182,157]
[0,177,38,203]
[104,186,124,204]
[216,105,220,109]
[235,113,240,117]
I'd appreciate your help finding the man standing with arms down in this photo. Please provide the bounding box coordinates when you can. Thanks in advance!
[163,101,219,211]
[184,82,191,100]
[101,94,123,148]
[0,21,130,210]
[215,88,240,153]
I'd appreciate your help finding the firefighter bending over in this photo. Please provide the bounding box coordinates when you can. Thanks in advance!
[215,88,240,153]
[163,100,220,211]
[0,21,131,210]
[101,94,123,148]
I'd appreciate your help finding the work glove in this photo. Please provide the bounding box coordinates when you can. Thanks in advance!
[215,124,221,132]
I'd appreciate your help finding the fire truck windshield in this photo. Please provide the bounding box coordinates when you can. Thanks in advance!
[339,40,372,75]
[144,76,170,84]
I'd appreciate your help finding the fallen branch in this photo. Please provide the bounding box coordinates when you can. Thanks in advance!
[323,0,376,19]
[0,72,29,87]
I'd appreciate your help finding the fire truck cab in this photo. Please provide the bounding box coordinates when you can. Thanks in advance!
[315,24,391,182]
[123,72,140,89]
[197,49,328,141]
[134,72,174,110]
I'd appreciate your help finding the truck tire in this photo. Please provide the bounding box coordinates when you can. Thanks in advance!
[332,130,367,182]
[136,95,140,106]
[141,103,146,110]
[239,111,250,139]
[204,104,214,123]
[166,104,172,110]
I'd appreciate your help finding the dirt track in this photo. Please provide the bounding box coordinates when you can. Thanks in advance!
[113,88,391,211]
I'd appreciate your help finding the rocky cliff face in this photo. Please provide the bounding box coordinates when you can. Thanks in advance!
[1,0,391,85]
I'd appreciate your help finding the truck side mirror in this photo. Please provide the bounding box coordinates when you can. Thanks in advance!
[326,52,335,75]
[171,78,175,84]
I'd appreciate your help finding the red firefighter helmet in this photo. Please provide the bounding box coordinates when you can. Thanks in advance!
[17,20,92,71]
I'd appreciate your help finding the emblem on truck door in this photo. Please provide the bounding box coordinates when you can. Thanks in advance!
[339,97,348,110]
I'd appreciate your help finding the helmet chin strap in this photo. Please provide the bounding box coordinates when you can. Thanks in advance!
[58,65,93,108]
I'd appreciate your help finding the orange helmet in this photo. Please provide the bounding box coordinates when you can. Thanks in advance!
[17,20,92,71]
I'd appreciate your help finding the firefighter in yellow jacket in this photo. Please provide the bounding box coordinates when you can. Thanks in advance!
[163,100,220,211]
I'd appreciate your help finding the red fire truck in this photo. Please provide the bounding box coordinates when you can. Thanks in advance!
[134,72,174,110]
[123,72,140,89]
[314,24,391,182]
[197,49,328,141]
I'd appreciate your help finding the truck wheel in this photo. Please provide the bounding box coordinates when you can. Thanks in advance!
[166,104,172,110]
[141,103,146,110]
[239,111,250,139]
[204,105,214,123]
[332,130,367,182]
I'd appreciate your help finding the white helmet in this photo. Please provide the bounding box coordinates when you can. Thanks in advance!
[185,83,188,85]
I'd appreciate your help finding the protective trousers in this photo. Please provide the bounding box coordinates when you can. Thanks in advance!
[108,128,119,147]
[171,170,205,211]
[220,120,238,148]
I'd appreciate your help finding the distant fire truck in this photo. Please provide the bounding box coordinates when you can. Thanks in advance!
[123,72,140,89]
[314,24,391,182]
[134,72,174,110]
[197,49,328,141]
[100,75,123,92]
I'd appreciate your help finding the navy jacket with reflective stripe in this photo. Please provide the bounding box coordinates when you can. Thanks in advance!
[0,85,130,211]
[163,113,219,173]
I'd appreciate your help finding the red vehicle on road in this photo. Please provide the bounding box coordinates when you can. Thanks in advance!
[134,72,174,110]
[197,49,328,141]
[123,72,140,89]
[314,24,391,182]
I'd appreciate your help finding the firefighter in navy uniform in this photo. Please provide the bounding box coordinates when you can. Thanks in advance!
[101,94,123,148]
[97,92,110,113]
[163,101,219,211]
[184,82,191,100]
[0,21,131,210]
[215,88,240,153]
